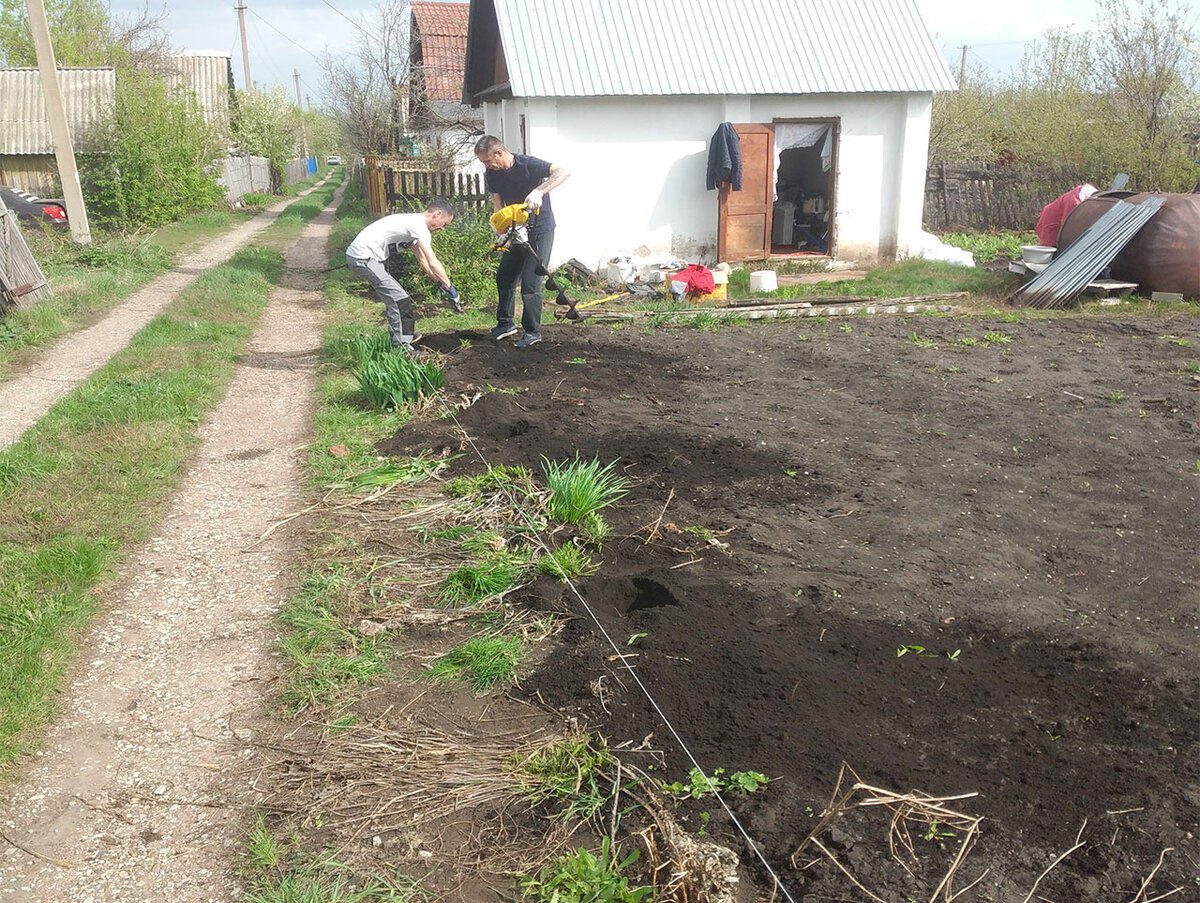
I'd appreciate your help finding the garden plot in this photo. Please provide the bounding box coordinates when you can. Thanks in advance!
[291,314,1200,902]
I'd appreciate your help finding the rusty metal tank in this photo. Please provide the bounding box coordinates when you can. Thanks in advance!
[1056,191,1200,299]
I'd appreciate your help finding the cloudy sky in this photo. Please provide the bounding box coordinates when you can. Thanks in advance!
[106,0,1105,100]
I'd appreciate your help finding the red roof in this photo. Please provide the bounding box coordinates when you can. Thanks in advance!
[411,1,470,101]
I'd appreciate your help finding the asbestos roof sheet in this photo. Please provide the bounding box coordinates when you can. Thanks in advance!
[487,0,956,97]
[413,1,471,101]
[0,67,116,154]
[167,54,234,126]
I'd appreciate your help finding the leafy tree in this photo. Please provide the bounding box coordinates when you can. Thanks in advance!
[1092,0,1198,188]
[0,0,170,69]
[231,87,301,191]
[79,69,225,228]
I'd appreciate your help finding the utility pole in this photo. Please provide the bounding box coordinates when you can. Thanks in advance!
[294,69,308,161]
[25,0,90,244]
[958,45,969,85]
[236,1,252,91]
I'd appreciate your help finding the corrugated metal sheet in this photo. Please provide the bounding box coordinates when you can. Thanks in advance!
[0,67,116,155]
[168,54,234,127]
[489,0,956,97]
[1014,198,1165,309]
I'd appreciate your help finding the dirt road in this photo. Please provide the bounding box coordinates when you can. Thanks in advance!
[0,189,337,901]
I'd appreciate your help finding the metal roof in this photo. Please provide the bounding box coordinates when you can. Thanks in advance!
[478,0,956,98]
[0,67,116,155]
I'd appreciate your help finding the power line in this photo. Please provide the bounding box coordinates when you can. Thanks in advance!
[246,7,323,64]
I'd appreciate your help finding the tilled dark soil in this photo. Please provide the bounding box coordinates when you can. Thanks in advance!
[382,312,1200,902]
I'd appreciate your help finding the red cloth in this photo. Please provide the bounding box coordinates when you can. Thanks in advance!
[1035,184,1097,247]
[673,264,714,295]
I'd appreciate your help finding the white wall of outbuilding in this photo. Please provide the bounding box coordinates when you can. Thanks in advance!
[482,91,933,271]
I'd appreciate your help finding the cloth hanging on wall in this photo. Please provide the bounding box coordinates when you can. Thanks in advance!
[706,122,742,191]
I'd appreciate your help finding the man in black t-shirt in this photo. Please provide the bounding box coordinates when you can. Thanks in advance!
[475,135,570,348]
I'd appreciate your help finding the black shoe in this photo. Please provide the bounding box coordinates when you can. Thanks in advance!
[489,325,518,341]
[515,332,542,349]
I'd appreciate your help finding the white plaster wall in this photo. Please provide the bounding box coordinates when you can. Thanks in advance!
[481,91,935,270]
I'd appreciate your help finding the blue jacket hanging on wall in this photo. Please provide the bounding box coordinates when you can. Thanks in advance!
[706,122,742,191]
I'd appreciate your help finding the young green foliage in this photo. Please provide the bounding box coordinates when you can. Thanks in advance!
[520,839,650,903]
[660,766,770,799]
[512,735,616,819]
[437,551,527,607]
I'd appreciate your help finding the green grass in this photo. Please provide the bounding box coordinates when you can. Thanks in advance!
[511,735,616,819]
[438,552,527,607]
[519,839,650,903]
[535,544,598,581]
[275,562,388,714]
[1,211,262,378]
[0,246,283,770]
[725,257,1019,303]
[938,230,1038,262]
[350,337,446,410]
[428,635,524,692]
[542,455,628,527]
[241,816,427,903]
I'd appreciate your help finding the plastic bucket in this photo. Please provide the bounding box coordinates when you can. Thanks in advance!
[750,270,777,292]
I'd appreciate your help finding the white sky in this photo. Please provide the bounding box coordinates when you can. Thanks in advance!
[106,0,1105,100]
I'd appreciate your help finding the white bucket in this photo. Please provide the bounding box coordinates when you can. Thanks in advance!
[750,270,777,292]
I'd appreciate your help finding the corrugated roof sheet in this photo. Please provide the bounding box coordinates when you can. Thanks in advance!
[487,0,956,96]
[413,1,470,101]
[0,67,116,155]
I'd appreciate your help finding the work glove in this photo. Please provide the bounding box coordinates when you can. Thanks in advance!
[442,284,463,312]
[524,188,543,212]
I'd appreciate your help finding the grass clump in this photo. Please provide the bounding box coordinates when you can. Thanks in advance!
[428,635,523,692]
[543,455,628,526]
[350,335,445,410]
[445,464,533,499]
[520,839,650,903]
[325,455,455,492]
[241,816,426,902]
[276,562,388,713]
[438,551,527,607]
[535,544,598,581]
[511,735,616,819]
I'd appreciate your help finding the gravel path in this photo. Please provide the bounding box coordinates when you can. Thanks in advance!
[0,186,340,901]
[0,183,326,451]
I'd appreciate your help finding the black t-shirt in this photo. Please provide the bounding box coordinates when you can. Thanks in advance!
[485,153,555,232]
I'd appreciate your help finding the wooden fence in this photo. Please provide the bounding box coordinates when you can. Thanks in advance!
[924,162,1089,232]
[364,156,487,216]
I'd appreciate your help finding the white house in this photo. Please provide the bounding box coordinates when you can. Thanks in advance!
[462,0,956,270]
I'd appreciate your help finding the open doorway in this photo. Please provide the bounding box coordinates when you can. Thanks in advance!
[770,121,837,256]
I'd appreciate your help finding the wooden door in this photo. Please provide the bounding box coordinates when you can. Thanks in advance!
[717,123,774,261]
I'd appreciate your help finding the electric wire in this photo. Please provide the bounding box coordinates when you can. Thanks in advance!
[391,279,801,903]
[246,7,324,64]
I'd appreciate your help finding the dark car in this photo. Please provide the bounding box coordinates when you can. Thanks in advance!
[0,186,69,228]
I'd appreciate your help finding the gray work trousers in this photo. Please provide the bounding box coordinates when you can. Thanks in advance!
[346,255,416,346]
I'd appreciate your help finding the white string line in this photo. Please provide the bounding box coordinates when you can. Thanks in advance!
[409,349,801,903]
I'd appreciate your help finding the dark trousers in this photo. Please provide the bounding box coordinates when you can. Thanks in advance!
[496,230,553,336]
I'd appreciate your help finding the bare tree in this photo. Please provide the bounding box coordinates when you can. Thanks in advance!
[321,0,411,157]
[1093,0,1196,153]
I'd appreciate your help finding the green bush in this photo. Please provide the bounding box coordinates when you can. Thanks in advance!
[79,70,225,229]
[387,203,498,307]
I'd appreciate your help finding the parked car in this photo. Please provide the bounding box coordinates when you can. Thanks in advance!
[0,186,68,228]
[326,155,342,166]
